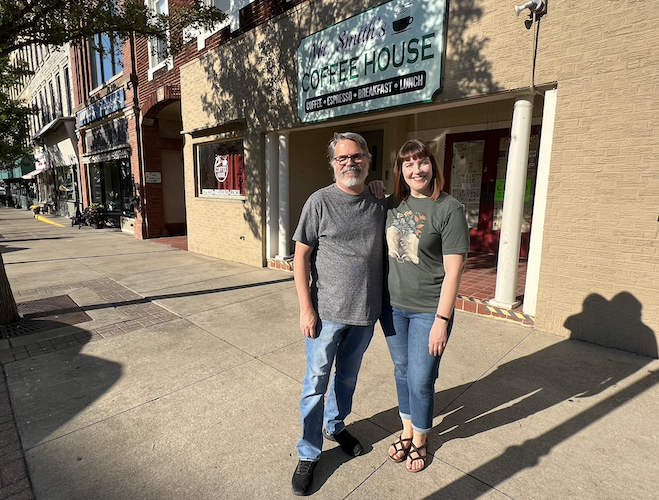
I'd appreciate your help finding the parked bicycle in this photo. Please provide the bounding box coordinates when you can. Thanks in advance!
[71,206,90,228]
[71,203,117,229]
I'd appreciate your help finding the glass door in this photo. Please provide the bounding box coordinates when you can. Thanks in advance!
[444,127,540,257]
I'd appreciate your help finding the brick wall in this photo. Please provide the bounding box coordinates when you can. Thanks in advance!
[529,0,659,353]
[184,126,264,267]
[137,0,305,116]
[141,119,184,237]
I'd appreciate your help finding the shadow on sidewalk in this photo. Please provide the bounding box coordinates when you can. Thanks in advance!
[366,291,657,498]
[0,244,28,255]
[1,324,122,499]
[3,327,122,451]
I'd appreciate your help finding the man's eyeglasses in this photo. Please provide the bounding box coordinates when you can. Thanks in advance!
[332,154,367,166]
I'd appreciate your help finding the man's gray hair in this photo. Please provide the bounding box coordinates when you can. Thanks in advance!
[327,132,372,165]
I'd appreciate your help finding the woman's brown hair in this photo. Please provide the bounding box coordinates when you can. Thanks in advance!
[393,139,445,201]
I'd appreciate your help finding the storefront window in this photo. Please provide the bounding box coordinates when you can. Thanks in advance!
[88,159,134,215]
[196,139,245,197]
[450,140,484,229]
[491,134,539,232]
[90,163,103,204]
[120,160,133,213]
[102,161,121,210]
[55,166,76,200]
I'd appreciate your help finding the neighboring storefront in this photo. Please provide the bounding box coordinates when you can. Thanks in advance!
[0,159,37,210]
[178,0,659,356]
[72,30,190,239]
[33,117,81,217]
[76,88,138,231]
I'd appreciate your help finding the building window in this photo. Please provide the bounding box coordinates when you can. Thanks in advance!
[49,80,59,119]
[63,67,73,116]
[45,87,52,123]
[196,139,245,197]
[195,0,256,49]
[90,33,123,89]
[39,90,47,127]
[146,0,172,80]
[88,159,134,214]
[55,166,77,201]
[55,73,64,118]
[31,99,37,134]
[210,0,231,12]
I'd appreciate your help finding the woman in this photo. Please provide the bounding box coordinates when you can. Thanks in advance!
[383,139,469,472]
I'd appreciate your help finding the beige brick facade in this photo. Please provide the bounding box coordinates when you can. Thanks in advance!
[180,0,659,356]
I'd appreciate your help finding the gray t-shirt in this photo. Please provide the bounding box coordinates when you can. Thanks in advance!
[293,184,386,326]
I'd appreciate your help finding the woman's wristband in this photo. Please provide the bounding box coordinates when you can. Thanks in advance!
[435,313,451,322]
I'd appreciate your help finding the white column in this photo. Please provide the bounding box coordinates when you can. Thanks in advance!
[265,132,279,259]
[277,132,290,259]
[490,92,535,310]
[523,88,558,316]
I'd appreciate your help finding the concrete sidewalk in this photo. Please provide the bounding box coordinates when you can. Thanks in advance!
[1,206,658,500]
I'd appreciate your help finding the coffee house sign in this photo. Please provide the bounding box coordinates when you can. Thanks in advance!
[297,0,447,123]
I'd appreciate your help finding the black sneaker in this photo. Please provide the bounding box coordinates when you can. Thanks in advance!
[292,460,316,496]
[322,428,363,457]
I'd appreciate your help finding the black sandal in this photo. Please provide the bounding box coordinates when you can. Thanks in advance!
[406,441,427,472]
[389,435,412,463]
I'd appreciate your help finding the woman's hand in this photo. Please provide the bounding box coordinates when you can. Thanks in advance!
[368,180,386,199]
[428,318,449,356]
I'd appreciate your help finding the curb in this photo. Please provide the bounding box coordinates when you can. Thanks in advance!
[34,215,65,227]
[455,296,535,326]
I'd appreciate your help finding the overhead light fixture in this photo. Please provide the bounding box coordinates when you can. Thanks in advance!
[514,0,544,16]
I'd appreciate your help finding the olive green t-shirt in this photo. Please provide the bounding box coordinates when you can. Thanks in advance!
[386,192,470,313]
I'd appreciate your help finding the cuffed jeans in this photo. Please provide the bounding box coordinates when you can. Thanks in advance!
[297,319,374,461]
[384,306,454,433]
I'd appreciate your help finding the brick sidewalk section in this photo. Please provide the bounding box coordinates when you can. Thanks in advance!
[0,278,182,500]
[2,278,180,365]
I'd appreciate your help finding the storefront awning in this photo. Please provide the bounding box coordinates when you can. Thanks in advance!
[32,116,76,142]
[21,168,46,180]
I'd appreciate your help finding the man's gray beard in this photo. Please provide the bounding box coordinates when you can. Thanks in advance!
[335,166,367,187]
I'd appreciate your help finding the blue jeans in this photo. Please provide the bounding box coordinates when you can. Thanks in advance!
[297,319,374,461]
[384,306,453,433]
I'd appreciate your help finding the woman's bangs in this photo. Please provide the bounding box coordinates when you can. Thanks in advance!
[399,144,428,164]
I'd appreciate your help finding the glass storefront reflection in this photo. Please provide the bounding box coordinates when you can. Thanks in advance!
[88,159,134,215]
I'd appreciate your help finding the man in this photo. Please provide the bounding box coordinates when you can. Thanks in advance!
[291,132,386,496]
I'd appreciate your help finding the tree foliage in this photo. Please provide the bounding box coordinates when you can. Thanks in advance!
[0,0,225,166]
[0,57,34,167]
[0,0,226,58]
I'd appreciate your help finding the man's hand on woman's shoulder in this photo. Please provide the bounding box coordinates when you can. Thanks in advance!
[368,180,387,199]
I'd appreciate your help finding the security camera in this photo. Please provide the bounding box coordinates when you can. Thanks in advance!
[514,0,544,16]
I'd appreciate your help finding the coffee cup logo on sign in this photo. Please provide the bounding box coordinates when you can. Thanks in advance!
[214,155,229,183]
[393,2,415,33]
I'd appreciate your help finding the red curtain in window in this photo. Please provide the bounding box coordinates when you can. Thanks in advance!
[216,154,245,195]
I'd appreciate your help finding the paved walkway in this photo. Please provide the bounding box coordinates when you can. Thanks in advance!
[0,207,658,500]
